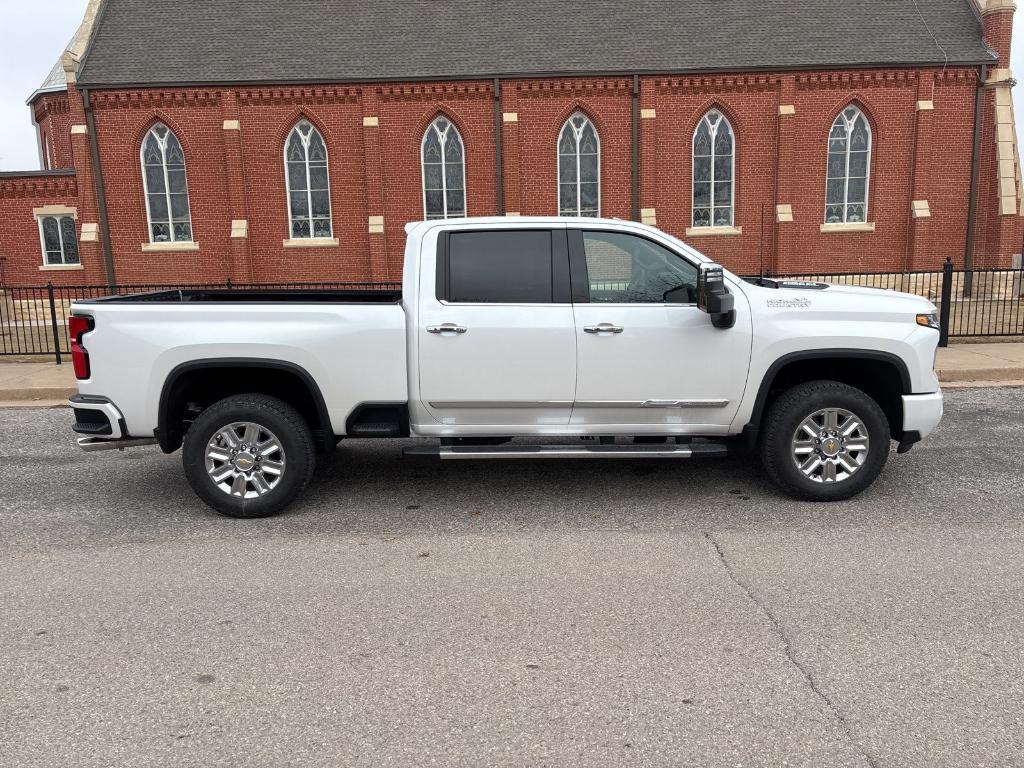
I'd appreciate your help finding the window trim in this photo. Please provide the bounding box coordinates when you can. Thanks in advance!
[435,228,570,305]
[283,119,334,240]
[140,123,194,244]
[36,213,80,266]
[568,228,701,306]
[823,105,872,225]
[421,116,467,220]
[557,112,601,217]
[691,109,736,228]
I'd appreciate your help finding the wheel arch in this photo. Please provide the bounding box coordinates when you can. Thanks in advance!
[157,358,333,453]
[745,349,912,444]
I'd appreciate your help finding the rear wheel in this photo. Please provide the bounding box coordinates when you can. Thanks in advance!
[760,380,889,501]
[182,394,315,518]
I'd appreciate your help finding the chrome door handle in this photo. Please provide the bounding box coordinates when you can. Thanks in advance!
[583,323,624,334]
[426,323,468,335]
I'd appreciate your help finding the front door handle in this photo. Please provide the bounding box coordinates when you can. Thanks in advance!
[583,323,624,334]
[426,323,468,335]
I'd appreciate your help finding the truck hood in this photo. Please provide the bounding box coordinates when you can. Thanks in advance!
[741,278,936,314]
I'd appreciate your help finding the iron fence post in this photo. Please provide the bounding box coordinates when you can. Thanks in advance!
[46,282,62,364]
[938,257,953,347]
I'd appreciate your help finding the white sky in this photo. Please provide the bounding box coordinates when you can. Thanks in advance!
[0,0,1022,171]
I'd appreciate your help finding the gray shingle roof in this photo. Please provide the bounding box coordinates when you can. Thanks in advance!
[77,0,995,88]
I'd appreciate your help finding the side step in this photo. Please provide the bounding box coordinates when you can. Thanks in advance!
[402,443,728,460]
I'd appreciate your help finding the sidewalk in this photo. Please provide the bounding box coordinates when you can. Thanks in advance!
[1,342,1022,406]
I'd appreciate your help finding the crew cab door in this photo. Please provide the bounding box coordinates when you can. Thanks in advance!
[569,228,751,432]
[417,226,576,427]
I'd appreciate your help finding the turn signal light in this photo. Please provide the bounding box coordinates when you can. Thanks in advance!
[916,313,940,331]
[69,315,94,379]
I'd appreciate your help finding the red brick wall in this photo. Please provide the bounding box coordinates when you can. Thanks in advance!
[1,62,1020,286]
[0,173,107,285]
[88,91,233,284]
[32,93,73,171]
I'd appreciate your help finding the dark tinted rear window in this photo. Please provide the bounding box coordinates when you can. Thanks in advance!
[447,230,553,303]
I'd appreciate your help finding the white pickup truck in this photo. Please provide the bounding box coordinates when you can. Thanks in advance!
[68,217,943,517]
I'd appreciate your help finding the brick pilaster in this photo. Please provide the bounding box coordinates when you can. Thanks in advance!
[220,90,253,282]
[361,89,390,280]
[501,86,521,215]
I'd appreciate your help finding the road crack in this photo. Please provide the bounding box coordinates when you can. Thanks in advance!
[703,531,879,768]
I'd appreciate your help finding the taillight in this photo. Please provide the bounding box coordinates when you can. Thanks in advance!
[69,314,94,380]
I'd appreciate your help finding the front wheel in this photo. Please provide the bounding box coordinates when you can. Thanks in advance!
[760,380,889,501]
[182,394,315,518]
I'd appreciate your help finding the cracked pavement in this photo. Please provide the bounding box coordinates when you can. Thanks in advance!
[1,386,1022,766]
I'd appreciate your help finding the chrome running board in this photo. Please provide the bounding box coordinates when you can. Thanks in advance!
[77,436,159,452]
[403,443,728,460]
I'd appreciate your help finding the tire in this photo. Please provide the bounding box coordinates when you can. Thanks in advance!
[759,380,889,502]
[182,394,315,518]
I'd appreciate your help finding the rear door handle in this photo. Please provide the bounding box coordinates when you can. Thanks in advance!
[583,323,624,334]
[426,323,468,335]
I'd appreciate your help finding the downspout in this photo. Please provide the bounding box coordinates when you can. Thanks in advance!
[631,74,640,221]
[493,77,505,214]
[963,63,986,296]
[82,87,116,285]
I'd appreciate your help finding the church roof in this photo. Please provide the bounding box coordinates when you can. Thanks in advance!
[77,0,996,88]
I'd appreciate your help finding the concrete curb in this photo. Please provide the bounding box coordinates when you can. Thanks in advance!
[0,387,76,402]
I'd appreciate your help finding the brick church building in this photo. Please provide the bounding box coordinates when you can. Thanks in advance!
[1,0,1021,287]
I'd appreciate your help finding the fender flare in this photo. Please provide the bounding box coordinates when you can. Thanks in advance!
[742,348,912,440]
[156,358,333,452]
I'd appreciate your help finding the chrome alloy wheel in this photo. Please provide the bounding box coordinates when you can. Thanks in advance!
[791,407,869,484]
[204,421,286,499]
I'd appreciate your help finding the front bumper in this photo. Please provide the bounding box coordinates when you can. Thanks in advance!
[899,390,944,449]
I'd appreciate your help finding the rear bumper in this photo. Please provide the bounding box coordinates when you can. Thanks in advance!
[901,390,944,441]
[69,394,126,439]
[69,395,159,452]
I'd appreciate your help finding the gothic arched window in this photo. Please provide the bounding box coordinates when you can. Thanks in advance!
[141,123,193,243]
[285,120,333,239]
[558,113,600,216]
[422,116,466,219]
[825,106,871,224]
[692,110,735,228]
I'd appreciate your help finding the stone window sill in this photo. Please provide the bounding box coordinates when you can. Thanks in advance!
[820,222,875,233]
[39,263,84,271]
[685,225,743,237]
[283,237,340,249]
[142,241,200,252]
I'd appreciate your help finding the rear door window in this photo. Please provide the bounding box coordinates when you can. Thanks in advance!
[445,230,554,303]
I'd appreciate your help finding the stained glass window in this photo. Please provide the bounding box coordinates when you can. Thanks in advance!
[37,215,79,265]
[825,106,871,224]
[285,120,333,239]
[692,110,734,228]
[422,116,466,220]
[141,123,193,243]
[558,113,599,217]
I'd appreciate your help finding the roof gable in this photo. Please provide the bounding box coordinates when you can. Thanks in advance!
[77,0,995,88]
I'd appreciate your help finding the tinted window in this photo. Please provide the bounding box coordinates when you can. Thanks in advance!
[447,230,553,303]
[582,231,698,304]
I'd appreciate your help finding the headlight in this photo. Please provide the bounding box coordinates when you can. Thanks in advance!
[916,312,940,331]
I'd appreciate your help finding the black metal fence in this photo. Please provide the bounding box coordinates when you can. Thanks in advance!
[1,263,1021,360]
[0,281,401,361]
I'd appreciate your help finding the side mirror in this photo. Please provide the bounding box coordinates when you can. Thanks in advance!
[696,263,736,329]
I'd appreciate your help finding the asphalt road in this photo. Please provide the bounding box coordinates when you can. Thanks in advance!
[1,387,1022,767]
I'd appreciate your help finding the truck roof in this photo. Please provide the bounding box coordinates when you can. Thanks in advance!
[403,216,658,236]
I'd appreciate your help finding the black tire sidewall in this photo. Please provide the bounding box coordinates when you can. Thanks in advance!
[762,382,889,501]
[182,395,314,518]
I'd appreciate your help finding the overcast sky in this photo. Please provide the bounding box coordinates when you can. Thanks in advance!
[0,0,1023,170]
